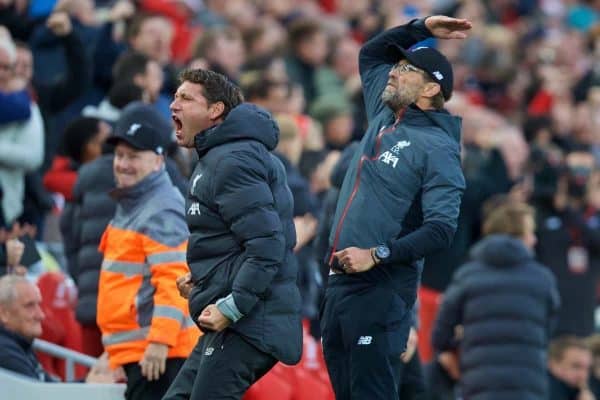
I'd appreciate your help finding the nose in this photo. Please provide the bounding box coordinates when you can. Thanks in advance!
[35,304,45,321]
[170,98,178,111]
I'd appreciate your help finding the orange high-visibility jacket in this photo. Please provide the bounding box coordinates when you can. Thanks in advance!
[97,171,199,368]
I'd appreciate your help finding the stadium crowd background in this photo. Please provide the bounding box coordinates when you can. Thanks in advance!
[1,0,600,398]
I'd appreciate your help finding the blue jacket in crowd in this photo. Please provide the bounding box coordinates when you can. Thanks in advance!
[186,103,302,365]
[327,19,465,305]
[432,235,560,400]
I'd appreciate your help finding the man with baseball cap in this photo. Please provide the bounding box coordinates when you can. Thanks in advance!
[320,15,471,399]
[97,122,199,400]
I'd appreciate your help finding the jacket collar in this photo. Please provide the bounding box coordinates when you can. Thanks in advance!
[0,324,33,349]
[110,169,169,207]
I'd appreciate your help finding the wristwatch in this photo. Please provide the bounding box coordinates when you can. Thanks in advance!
[371,245,390,265]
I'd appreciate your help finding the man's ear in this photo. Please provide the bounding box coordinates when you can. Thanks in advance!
[422,82,441,99]
[209,101,225,121]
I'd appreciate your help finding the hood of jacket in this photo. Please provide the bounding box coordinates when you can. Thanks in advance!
[470,234,534,268]
[195,103,279,158]
[404,104,462,144]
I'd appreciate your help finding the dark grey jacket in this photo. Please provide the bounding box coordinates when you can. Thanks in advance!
[432,235,560,400]
[186,103,302,365]
[327,19,465,305]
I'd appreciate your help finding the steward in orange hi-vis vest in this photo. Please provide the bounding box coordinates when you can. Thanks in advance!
[97,168,199,370]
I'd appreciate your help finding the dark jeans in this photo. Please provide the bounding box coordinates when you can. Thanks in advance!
[320,277,413,400]
[162,328,277,400]
[123,358,185,400]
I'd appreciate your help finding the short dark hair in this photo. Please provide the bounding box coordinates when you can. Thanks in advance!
[62,117,101,163]
[288,19,323,49]
[113,51,150,82]
[178,68,244,119]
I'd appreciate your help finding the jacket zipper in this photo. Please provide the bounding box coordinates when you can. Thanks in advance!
[328,111,404,265]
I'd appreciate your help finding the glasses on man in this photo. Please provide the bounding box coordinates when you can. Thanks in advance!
[392,63,424,74]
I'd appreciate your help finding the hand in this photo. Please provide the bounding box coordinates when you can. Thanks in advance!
[139,342,169,381]
[85,352,120,384]
[424,16,472,40]
[438,351,460,380]
[578,388,596,400]
[293,214,318,252]
[176,273,193,299]
[5,238,24,267]
[401,327,418,363]
[333,247,376,274]
[198,304,231,332]
[46,11,72,36]
[109,0,135,22]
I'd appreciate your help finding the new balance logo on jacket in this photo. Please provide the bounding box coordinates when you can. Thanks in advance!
[357,336,373,345]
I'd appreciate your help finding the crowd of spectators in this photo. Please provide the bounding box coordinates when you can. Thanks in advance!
[1,0,600,398]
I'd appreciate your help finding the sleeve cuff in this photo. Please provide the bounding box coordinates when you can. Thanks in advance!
[216,293,244,323]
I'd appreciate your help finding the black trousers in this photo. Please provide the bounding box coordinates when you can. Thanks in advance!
[162,328,277,400]
[320,278,413,400]
[123,358,185,400]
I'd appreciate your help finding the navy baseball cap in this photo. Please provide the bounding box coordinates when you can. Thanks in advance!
[387,44,454,100]
[106,122,164,155]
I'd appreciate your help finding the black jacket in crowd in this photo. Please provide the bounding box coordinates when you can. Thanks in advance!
[0,325,54,382]
[432,235,560,400]
[186,103,302,365]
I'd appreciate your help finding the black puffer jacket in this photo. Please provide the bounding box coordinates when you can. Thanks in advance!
[432,235,560,400]
[186,103,302,365]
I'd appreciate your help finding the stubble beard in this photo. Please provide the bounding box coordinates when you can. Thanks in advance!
[381,85,419,113]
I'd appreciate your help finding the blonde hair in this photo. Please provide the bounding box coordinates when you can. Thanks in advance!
[482,202,535,238]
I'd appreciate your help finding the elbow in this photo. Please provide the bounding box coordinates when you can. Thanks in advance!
[429,221,456,252]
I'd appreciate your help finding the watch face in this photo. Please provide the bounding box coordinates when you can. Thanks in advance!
[376,245,390,259]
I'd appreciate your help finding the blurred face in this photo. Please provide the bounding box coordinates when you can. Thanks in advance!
[333,39,360,79]
[520,215,537,250]
[0,282,44,341]
[113,142,162,188]
[324,114,353,149]
[382,61,428,112]
[550,347,593,388]
[135,60,163,103]
[0,47,13,90]
[170,81,222,148]
[297,31,328,66]
[14,46,32,83]
[130,17,173,65]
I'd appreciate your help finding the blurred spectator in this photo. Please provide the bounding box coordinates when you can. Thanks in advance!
[0,32,44,228]
[28,6,93,170]
[309,95,354,150]
[0,235,25,276]
[285,18,329,109]
[97,122,198,400]
[432,202,560,400]
[43,116,111,202]
[192,26,246,82]
[548,336,596,400]
[535,149,600,337]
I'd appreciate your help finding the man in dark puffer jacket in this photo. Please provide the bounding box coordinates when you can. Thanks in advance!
[432,202,560,400]
[164,69,301,400]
